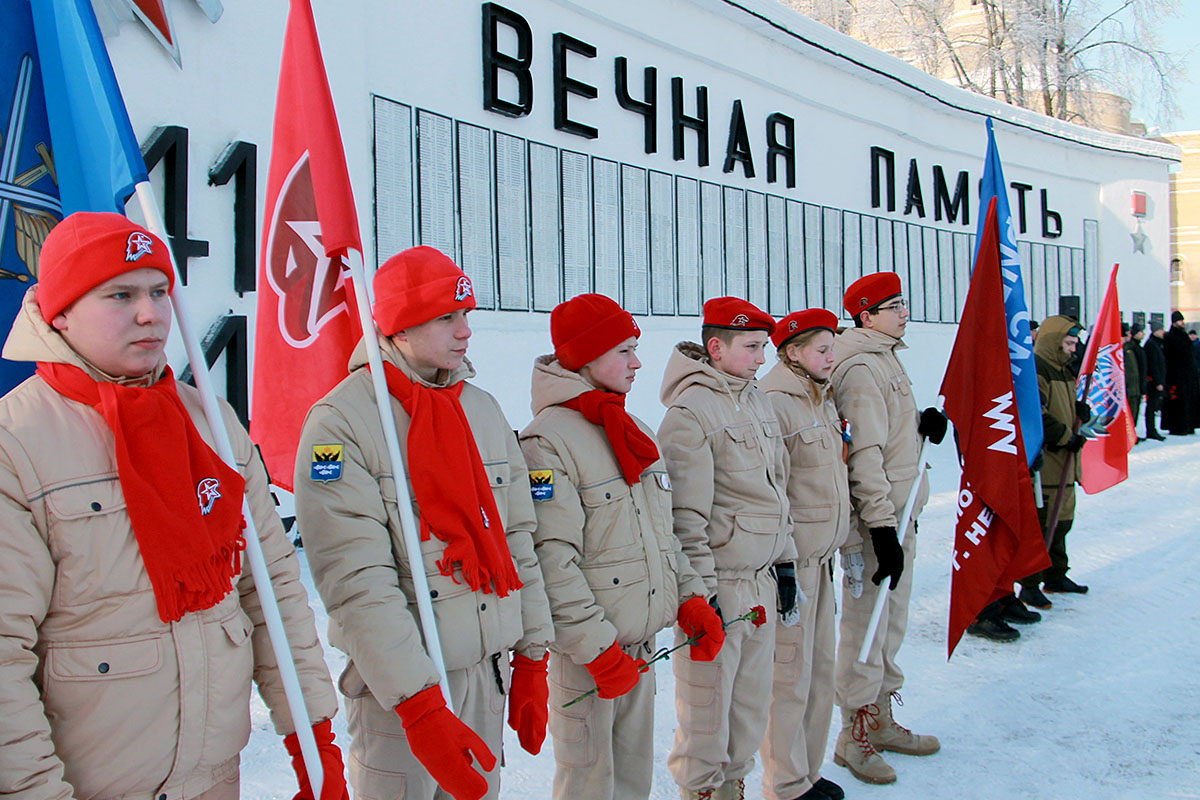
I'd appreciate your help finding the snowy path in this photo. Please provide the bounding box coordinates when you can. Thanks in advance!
[242,436,1200,799]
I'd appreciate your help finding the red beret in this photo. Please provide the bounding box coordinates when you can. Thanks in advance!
[702,296,775,334]
[772,308,839,348]
[373,246,477,335]
[36,212,175,323]
[551,293,640,371]
[843,272,902,318]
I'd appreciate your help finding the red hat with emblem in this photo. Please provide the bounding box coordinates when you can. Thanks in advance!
[843,272,902,318]
[703,296,775,334]
[772,308,839,349]
[36,212,175,323]
[373,246,477,335]
[551,293,640,371]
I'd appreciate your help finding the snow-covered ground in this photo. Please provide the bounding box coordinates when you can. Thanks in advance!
[243,433,1200,799]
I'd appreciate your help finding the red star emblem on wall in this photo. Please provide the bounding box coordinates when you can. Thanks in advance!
[122,0,223,67]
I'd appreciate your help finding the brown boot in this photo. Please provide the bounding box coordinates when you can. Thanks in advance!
[714,778,744,800]
[678,789,715,800]
[833,704,897,785]
[868,691,940,756]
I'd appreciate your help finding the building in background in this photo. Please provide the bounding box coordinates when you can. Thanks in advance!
[1158,131,1200,319]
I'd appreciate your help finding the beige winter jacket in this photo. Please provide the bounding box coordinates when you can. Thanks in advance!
[657,343,795,594]
[0,290,337,800]
[519,356,707,665]
[760,361,851,566]
[294,338,553,711]
[830,328,929,551]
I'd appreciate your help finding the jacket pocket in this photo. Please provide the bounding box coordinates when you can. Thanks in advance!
[46,635,162,681]
[719,424,764,472]
[199,605,254,766]
[579,478,638,554]
[721,512,785,569]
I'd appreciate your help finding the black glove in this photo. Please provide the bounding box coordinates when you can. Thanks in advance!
[708,595,724,624]
[1031,450,1044,472]
[1064,433,1085,453]
[918,407,948,445]
[773,563,797,616]
[1075,400,1092,424]
[868,526,904,590]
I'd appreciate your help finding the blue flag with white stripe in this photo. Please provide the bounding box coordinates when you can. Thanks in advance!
[1,1,63,394]
[30,0,148,215]
[974,118,1043,466]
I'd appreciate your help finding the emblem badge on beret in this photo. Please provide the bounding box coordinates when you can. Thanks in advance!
[732,313,750,326]
[789,320,798,331]
[455,276,473,302]
[859,297,869,308]
[125,232,155,262]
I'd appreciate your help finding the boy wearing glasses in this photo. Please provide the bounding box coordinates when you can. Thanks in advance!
[830,273,946,786]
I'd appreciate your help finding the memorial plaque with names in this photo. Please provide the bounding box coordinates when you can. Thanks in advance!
[1018,240,1034,319]
[804,204,822,309]
[746,191,767,310]
[724,188,747,299]
[1071,249,1085,321]
[593,158,621,301]
[456,121,495,308]
[562,150,591,297]
[529,142,561,311]
[953,232,970,321]
[650,171,676,315]
[1083,220,1099,321]
[921,226,937,321]
[877,218,894,281]
[767,196,787,317]
[417,110,455,258]
[787,200,805,309]
[938,230,954,322]
[622,164,649,315]
[373,97,413,264]
[700,182,724,300]
[1057,245,1072,299]
[891,221,908,301]
[861,214,878,276]
[822,207,841,311]
[1031,243,1046,322]
[1044,245,1060,317]
[907,224,925,321]
[676,177,701,315]
[843,211,861,295]
[495,132,529,310]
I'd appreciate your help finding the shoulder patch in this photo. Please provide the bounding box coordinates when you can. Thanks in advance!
[655,472,671,490]
[529,469,554,501]
[311,444,344,482]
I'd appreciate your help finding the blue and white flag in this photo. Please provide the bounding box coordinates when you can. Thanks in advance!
[30,0,149,215]
[1,1,63,394]
[974,118,1043,467]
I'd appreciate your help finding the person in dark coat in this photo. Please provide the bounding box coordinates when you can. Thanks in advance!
[1163,311,1199,435]
[1143,321,1167,440]
[1122,323,1143,441]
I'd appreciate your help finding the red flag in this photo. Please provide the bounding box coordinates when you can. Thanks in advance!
[1076,266,1134,494]
[251,0,362,491]
[939,199,1049,657]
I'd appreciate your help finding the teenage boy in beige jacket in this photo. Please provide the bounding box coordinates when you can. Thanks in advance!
[760,309,851,800]
[294,247,553,800]
[520,293,724,800]
[831,273,946,786]
[0,213,343,800]
[659,297,797,800]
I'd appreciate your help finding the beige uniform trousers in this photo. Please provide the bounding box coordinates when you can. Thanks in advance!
[548,640,657,800]
[668,571,778,792]
[763,560,837,800]
[835,524,917,711]
[346,658,509,800]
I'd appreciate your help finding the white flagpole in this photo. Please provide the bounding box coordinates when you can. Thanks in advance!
[340,249,454,709]
[856,437,930,665]
[134,184,324,796]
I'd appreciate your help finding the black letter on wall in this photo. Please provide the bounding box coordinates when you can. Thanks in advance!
[1041,189,1062,238]
[765,112,795,188]
[553,33,598,139]
[1010,181,1032,234]
[614,56,656,154]
[870,146,895,212]
[671,77,709,167]
[208,141,258,295]
[904,157,925,218]
[722,100,754,178]
[933,166,969,225]
[482,3,533,118]
[142,125,209,284]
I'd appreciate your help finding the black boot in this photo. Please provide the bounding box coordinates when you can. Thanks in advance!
[813,778,844,800]
[1044,575,1089,594]
[1019,584,1052,609]
[1000,594,1042,624]
[967,617,1020,641]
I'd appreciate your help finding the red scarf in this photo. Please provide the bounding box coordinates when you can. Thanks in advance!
[37,363,246,622]
[379,363,521,597]
[561,390,660,484]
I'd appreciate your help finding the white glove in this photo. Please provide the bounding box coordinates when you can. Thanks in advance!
[779,584,808,627]
[842,552,865,599]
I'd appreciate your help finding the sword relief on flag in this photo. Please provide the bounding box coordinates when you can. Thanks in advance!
[264,152,352,348]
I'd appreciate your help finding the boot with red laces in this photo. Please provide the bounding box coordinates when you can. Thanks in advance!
[868,691,940,756]
[833,704,896,784]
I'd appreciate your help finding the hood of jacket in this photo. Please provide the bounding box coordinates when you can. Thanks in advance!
[529,354,596,416]
[832,326,906,363]
[347,333,475,389]
[1034,315,1079,370]
[758,359,829,405]
[2,285,167,386]
[659,341,753,407]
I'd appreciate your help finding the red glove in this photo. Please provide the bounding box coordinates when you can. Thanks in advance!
[507,652,549,754]
[677,596,726,662]
[395,685,496,800]
[584,641,645,699]
[283,718,349,800]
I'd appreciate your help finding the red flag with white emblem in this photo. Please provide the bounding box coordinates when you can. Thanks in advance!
[251,0,361,491]
[939,198,1049,657]
[1076,266,1134,494]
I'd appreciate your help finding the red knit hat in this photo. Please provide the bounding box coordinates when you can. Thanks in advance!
[703,296,775,334]
[772,308,839,349]
[36,212,175,323]
[843,272,902,318]
[373,246,477,335]
[551,293,640,371]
